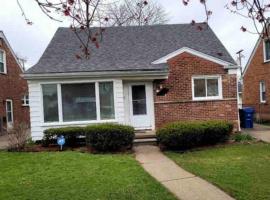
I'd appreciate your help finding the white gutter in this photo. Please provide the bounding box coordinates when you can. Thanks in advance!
[22,70,169,80]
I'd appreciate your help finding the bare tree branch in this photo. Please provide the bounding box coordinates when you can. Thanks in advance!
[106,0,168,26]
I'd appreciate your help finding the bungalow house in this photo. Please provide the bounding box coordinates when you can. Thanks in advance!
[243,35,270,121]
[24,24,239,140]
[0,31,30,134]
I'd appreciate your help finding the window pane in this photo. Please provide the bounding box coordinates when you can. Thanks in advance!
[6,101,13,123]
[194,79,206,97]
[61,83,96,122]
[265,40,270,60]
[0,52,3,62]
[132,85,147,115]
[0,62,4,73]
[207,79,219,97]
[99,82,115,119]
[42,84,59,122]
[260,81,266,102]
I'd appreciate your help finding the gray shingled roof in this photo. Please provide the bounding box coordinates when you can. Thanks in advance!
[26,23,235,74]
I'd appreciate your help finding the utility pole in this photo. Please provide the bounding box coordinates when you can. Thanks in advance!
[236,49,244,76]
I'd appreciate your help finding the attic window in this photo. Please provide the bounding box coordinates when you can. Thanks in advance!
[264,39,270,62]
[0,50,6,74]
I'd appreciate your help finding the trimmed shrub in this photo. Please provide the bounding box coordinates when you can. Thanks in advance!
[156,120,233,150]
[43,127,85,147]
[85,123,135,152]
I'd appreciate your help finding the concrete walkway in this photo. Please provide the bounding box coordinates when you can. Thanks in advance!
[243,123,270,143]
[0,134,8,150]
[134,145,234,200]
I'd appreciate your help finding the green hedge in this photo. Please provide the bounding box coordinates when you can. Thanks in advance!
[156,121,233,150]
[85,123,135,152]
[43,127,86,147]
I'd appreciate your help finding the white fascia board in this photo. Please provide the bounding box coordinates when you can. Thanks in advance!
[22,70,169,80]
[151,47,236,67]
[0,31,24,72]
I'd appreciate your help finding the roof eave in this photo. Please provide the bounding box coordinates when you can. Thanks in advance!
[22,70,169,80]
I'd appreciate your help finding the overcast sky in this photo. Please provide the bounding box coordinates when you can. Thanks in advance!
[0,0,259,69]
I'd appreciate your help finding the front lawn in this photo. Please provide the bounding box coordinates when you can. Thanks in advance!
[166,143,270,200]
[0,151,176,200]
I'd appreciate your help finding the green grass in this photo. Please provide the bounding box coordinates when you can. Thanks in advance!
[0,151,176,200]
[166,143,270,200]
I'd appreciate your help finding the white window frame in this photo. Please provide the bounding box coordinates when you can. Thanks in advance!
[6,99,13,123]
[192,75,223,101]
[0,49,7,74]
[263,39,270,63]
[260,81,266,103]
[22,94,29,106]
[40,80,117,126]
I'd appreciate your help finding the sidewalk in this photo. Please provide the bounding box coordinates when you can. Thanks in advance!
[243,123,270,143]
[134,145,234,200]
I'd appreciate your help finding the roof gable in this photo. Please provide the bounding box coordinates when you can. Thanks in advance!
[0,31,24,72]
[152,47,235,66]
[243,36,261,77]
[26,23,236,74]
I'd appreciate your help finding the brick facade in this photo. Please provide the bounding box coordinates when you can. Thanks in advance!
[243,39,270,120]
[154,52,239,129]
[0,36,29,130]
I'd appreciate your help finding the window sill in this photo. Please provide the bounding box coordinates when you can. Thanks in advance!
[22,104,29,107]
[41,119,117,127]
[263,59,270,63]
[192,97,223,102]
[0,72,7,75]
[260,101,267,104]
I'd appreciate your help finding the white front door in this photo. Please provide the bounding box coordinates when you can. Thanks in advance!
[6,99,13,128]
[129,83,154,129]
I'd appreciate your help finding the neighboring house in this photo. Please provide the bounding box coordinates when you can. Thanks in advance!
[243,35,270,121]
[24,24,239,140]
[0,31,29,133]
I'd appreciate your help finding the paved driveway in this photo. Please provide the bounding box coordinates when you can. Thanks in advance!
[0,134,8,150]
[243,123,270,143]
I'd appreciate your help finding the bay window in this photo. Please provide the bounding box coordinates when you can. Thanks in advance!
[192,76,222,100]
[42,81,115,123]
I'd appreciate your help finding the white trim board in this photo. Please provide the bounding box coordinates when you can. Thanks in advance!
[151,47,237,68]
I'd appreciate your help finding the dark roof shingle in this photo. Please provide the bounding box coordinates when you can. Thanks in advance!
[26,23,235,74]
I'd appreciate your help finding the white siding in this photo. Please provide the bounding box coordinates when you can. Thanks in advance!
[28,78,125,140]
[28,81,43,139]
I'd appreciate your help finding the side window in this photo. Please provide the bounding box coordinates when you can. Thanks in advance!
[192,76,222,100]
[22,94,29,106]
[264,40,270,62]
[0,50,6,74]
[42,84,59,122]
[260,81,266,103]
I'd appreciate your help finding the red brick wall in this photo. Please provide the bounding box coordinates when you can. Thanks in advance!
[243,39,270,120]
[0,37,29,128]
[154,52,238,128]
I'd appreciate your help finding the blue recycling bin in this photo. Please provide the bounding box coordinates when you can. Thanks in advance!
[240,107,254,128]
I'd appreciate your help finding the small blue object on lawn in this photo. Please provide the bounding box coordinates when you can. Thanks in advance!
[57,135,65,151]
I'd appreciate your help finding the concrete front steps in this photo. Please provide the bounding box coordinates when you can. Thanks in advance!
[134,130,157,145]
